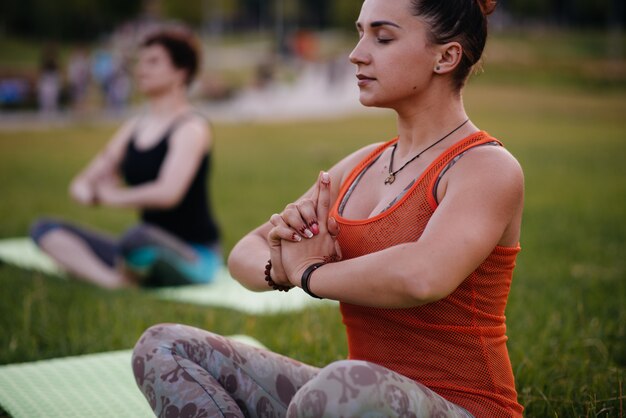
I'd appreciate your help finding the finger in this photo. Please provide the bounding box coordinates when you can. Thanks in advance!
[269,245,289,285]
[269,213,286,227]
[316,171,332,233]
[270,212,304,239]
[282,204,315,239]
[328,216,340,238]
[268,225,302,243]
[296,199,320,235]
[268,213,300,241]
[333,240,343,262]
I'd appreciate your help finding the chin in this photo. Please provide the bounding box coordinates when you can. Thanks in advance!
[139,85,167,98]
[358,93,377,107]
[359,95,390,109]
[136,83,152,95]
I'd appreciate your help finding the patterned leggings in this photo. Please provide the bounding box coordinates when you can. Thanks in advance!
[132,324,474,418]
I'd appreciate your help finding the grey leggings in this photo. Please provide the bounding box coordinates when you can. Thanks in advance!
[132,324,474,418]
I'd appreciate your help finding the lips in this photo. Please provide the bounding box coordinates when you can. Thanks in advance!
[357,74,376,87]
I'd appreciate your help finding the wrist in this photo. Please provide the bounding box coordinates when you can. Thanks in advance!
[264,259,293,292]
[300,262,326,299]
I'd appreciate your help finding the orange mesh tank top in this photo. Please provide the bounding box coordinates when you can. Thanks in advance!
[329,131,523,418]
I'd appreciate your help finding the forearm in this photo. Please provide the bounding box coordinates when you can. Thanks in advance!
[73,151,118,186]
[98,181,183,210]
[227,228,273,292]
[287,243,445,309]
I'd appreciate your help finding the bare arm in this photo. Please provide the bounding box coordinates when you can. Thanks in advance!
[96,117,211,209]
[69,118,137,205]
[227,143,381,292]
[280,146,524,308]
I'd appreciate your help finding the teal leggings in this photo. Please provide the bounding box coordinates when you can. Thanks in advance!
[30,219,221,286]
[132,324,475,418]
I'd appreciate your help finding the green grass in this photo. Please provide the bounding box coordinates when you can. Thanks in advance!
[477,30,626,91]
[1,28,626,415]
[0,83,624,417]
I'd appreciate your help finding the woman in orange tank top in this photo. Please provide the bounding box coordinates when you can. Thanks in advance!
[132,0,525,417]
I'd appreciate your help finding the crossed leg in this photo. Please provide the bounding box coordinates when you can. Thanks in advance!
[132,324,474,418]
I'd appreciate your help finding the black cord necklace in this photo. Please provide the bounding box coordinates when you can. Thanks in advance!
[384,118,470,185]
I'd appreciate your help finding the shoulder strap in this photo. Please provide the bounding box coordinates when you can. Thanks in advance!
[164,111,201,137]
[426,132,503,209]
[331,137,398,218]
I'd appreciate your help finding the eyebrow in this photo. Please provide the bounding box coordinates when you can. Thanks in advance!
[371,20,401,28]
[356,20,402,29]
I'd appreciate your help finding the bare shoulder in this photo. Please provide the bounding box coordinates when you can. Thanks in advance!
[466,144,523,184]
[444,143,524,204]
[170,113,212,151]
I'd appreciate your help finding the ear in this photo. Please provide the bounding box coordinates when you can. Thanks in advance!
[433,42,463,74]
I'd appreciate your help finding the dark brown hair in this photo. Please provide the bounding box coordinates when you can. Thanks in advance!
[141,29,201,86]
[410,0,497,90]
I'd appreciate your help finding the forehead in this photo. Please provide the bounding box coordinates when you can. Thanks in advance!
[357,0,412,25]
[139,43,169,58]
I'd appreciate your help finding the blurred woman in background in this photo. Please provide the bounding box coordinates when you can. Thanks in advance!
[31,28,222,289]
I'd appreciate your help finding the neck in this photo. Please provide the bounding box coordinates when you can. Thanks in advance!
[146,87,190,117]
[393,86,474,157]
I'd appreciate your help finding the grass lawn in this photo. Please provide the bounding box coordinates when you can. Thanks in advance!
[0,82,624,417]
[1,28,625,415]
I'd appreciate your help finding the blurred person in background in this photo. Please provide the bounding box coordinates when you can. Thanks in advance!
[132,0,525,417]
[106,57,132,114]
[30,27,222,289]
[91,45,115,110]
[67,47,91,112]
[37,44,61,116]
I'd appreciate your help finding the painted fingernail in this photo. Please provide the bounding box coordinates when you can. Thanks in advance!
[321,172,330,185]
[304,229,314,239]
[292,233,302,242]
[310,222,319,235]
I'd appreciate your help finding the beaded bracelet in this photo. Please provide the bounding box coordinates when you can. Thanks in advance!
[301,262,326,299]
[264,259,293,292]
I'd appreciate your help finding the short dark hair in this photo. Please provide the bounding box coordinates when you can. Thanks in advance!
[141,29,201,86]
[410,0,497,90]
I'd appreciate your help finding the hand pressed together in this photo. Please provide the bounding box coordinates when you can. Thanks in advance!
[267,171,341,287]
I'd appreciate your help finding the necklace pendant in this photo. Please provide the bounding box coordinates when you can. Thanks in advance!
[385,174,396,185]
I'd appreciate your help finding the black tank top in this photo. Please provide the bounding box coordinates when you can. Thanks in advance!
[120,115,220,245]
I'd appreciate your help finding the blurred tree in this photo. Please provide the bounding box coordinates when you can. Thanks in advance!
[298,0,330,28]
[504,0,623,26]
[0,0,623,41]
[161,1,203,26]
[0,0,142,40]
[330,0,364,30]
[505,0,552,20]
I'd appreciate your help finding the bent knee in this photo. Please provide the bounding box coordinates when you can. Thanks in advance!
[29,218,63,245]
[133,323,179,352]
[119,225,154,256]
[132,323,223,358]
[289,360,446,418]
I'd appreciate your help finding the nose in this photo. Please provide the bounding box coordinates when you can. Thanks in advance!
[349,38,370,66]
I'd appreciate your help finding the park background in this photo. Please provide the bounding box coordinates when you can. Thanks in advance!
[0,0,625,416]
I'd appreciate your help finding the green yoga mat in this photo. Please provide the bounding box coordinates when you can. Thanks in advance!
[0,238,65,277]
[0,335,265,418]
[0,238,336,314]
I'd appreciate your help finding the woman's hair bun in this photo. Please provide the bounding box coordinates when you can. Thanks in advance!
[477,0,497,16]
